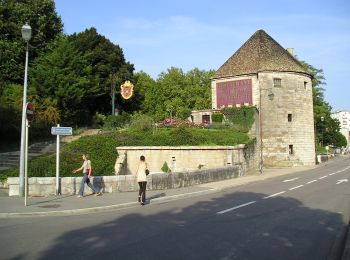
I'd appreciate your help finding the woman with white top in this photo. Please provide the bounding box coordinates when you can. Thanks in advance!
[135,155,148,205]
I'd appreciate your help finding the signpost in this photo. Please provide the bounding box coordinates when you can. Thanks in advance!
[51,125,73,195]
[24,102,34,206]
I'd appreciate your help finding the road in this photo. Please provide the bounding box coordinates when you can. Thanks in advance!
[1,156,350,260]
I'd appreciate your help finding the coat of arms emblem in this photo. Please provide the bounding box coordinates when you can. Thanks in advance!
[120,80,134,100]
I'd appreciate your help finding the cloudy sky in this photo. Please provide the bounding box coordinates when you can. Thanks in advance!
[55,0,350,111]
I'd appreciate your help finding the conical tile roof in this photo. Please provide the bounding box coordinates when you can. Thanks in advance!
[213,30,309,79]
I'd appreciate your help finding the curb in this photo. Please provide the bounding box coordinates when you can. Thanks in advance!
[0,189,216,218]
[0,201,139,218]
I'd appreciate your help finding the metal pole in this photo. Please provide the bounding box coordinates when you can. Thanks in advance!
[111,75,115,116]
[24,119,29,206]
[56,124,60,195]
[259,86,263,174]
[19,41,29,197]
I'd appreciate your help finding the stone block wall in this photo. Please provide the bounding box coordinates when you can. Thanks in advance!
[7,166,242,197]
[115,145,256,176]
[258,72,315,166]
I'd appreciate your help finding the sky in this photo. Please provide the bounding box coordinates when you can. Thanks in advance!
[55,0,350,111]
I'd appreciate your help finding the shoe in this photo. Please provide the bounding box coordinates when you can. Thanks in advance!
[138,196,141,202]
[95,192,102,196]
[77,195,83,198]
[141,201,145,206]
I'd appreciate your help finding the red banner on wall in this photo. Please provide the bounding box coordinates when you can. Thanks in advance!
[216,79,252,107]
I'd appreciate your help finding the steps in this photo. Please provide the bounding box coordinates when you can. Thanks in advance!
[0,141,56,171]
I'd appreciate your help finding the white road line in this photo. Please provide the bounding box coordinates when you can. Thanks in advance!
[263,191,286,199]
[283,178,299,183]
[329,172,337,176]
[319,176,328,179]
[306,180,317,184]
[217,201,257,215]
[289,185,304,190]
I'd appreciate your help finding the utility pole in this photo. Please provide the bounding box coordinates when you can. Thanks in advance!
[111,74,116,116]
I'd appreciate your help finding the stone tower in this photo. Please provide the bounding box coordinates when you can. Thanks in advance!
[211,29,315,167]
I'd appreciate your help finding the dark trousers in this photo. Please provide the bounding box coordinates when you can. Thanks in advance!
[138,182,147,203]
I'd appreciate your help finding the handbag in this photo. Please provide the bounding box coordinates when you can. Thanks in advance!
[145,168,150,176]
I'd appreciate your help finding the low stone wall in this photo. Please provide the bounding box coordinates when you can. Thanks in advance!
[7,165,242,197]
[115,145,257,176]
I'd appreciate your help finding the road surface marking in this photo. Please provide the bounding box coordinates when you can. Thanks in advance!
[306,180,317,184]
[336,179,348,185]
[329,172,337,176]
[263,191,286,199]
[319,176,328,179]
[283,178,299,183]
[289,185,304,190]
[217,201,257,215]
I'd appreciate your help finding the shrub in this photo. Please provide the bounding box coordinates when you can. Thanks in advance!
[92,112,106,127]
[212,113,223,123]
[0,126,252,180]
[161,161,171,173]
[129,113,153,132]
[221,106,256,132]
[103,113,131,130]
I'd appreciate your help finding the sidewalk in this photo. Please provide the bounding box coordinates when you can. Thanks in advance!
[0,165,315,218]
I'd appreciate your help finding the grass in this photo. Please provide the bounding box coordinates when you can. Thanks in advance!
[0,127,251,181]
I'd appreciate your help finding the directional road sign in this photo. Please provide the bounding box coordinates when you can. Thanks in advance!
[51,127,73,136]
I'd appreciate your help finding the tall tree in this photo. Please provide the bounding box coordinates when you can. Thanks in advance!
[0,0,63,88]
[300,60,345,148]
[68,28,135,115]
[142,67,214,121]
[29,28,135,126]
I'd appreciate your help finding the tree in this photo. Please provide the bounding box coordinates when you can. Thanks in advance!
[0,0,63,143]
[0,0,63,88]
[142,67,214,121]
[68,28,135,115]
[29,28,136,126]
[300,60,344,149]
[29,36,97,125]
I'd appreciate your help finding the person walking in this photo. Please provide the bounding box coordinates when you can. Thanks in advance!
[73,153,102,198]
[135,155,148,205]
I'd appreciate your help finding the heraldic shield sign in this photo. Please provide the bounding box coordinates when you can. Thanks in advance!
[120,80,134,100]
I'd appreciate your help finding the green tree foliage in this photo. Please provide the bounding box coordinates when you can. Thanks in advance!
[300,60,345,148]
[29,35,97,125]
[68,28,135,114]
[0,0,63,143]
[141,67,215,121]
[0,0,63,88]
[29,28,135,126]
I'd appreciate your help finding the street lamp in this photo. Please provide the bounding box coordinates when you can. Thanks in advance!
[19,23,32,197]
[320,116,324,147]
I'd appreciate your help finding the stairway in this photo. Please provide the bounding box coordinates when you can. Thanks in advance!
[0,141,56,172]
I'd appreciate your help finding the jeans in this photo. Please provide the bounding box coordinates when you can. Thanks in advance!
[138,181,147,203]
[79,173,98,196]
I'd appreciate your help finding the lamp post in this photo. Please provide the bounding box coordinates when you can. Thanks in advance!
[320,116,324,147]
[19,23,32,197]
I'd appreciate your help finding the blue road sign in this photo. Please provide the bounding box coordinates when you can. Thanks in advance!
[51,127,73,136]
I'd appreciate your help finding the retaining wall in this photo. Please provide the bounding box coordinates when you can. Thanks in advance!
[7,166,242,197]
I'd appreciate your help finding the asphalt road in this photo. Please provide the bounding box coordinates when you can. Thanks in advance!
[1,157,350,260]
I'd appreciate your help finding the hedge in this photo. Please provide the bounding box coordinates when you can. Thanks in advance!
[1,127,251,180]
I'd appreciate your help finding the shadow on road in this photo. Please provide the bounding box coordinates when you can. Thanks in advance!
[16,191,350,259]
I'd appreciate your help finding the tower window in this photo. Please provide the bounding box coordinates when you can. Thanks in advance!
[304,81,307,89]
[273,78,282,88]
[288,113,292,122]
[289,145,294,155]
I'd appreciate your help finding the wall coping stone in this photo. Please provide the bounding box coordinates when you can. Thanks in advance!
[116,145,246,150]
